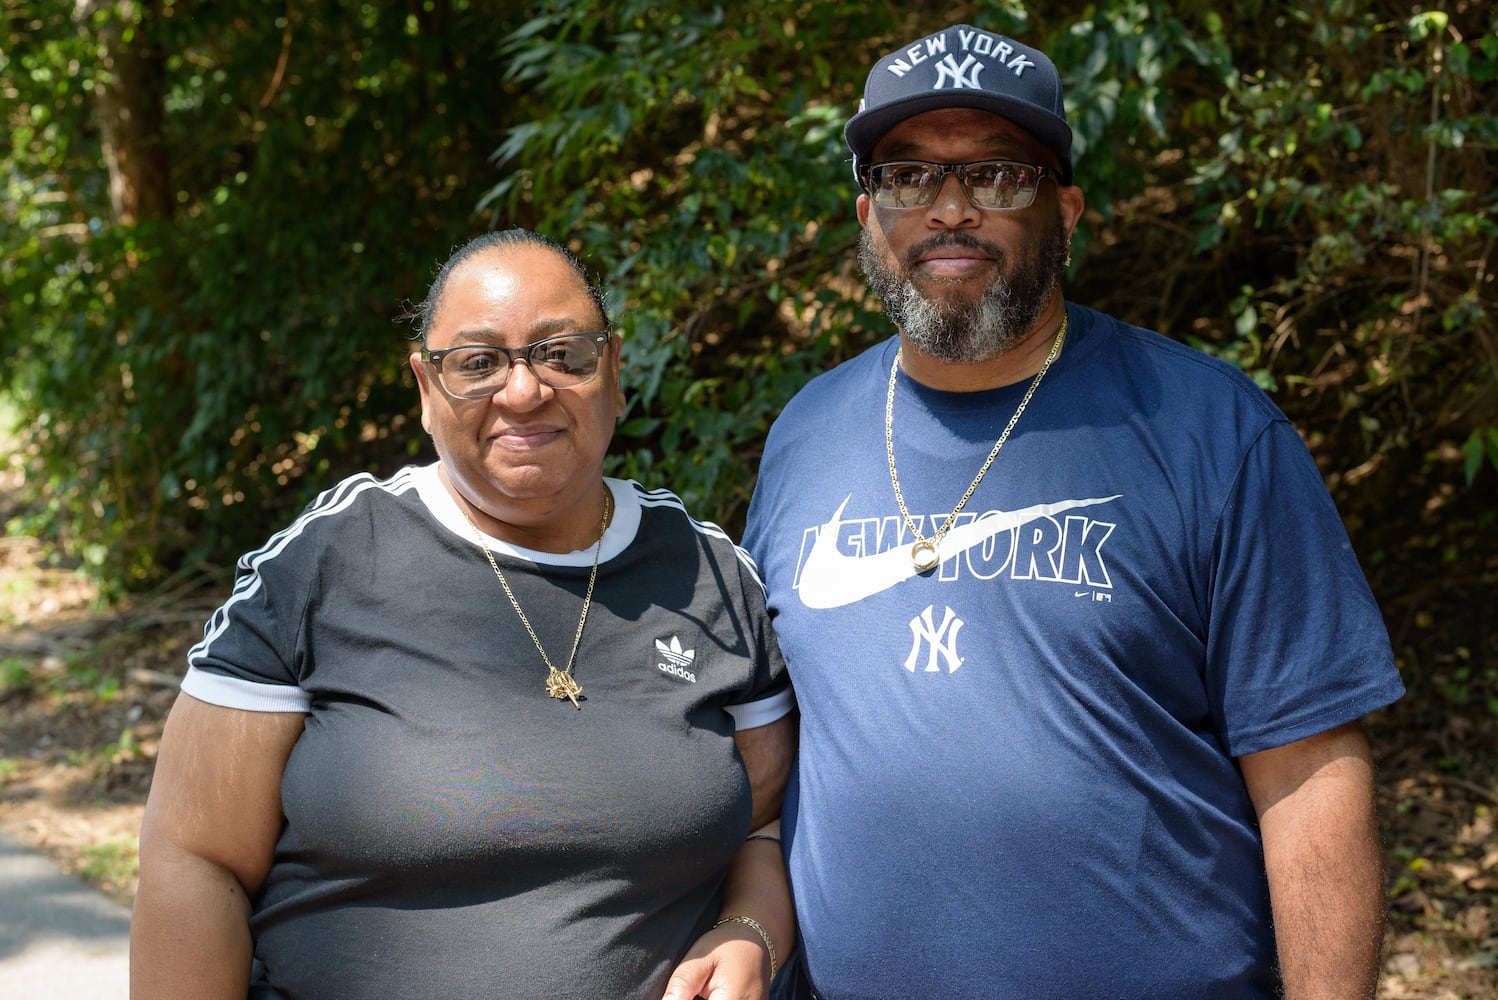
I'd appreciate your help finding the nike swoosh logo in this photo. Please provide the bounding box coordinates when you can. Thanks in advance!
[797,494,1122,609]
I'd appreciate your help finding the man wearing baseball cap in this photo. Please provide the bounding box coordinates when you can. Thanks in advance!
[744,23,1401,999]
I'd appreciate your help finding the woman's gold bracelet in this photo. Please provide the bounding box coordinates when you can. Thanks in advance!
[713,913,778,980]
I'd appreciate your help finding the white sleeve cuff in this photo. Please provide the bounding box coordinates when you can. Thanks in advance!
[180,665,312,713]
[726,685,795,731]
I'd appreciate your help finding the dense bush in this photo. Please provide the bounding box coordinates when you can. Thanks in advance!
[1,0,1493,595]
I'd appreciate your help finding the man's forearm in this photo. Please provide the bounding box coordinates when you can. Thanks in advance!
[1247,725,1386,999]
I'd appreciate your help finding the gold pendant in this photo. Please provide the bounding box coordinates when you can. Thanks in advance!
[911,540,940,573]
[545,667,584,708]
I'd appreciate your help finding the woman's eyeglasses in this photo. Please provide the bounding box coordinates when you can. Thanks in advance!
[424,332,611,398]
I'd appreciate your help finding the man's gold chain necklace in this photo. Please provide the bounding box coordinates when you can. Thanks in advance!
[885,315,1068,573]
[459,488,612,709]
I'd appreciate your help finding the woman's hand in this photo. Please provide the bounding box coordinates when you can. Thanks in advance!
[662,918,774,1000]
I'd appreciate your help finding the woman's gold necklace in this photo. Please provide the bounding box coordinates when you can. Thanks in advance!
[885,315,1068,573]
[459,488,612,709]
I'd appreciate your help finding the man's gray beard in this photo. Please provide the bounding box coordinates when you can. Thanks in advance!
[858,221,1067,364]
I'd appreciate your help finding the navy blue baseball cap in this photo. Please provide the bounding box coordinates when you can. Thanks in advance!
[845,24,1073,185]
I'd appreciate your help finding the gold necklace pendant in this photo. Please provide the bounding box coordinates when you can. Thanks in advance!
[459,486,612,709]
[886,315,1068,574]
[911,540,940,573]
[545,667,585,708]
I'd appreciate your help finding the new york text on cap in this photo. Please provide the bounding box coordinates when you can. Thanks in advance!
[845,25,1073,186]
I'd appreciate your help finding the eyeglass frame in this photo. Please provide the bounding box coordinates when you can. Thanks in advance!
[858,158,1056,211]
[422,331,613,398]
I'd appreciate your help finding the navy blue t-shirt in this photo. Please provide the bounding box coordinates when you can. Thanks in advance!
[745,304,1402,999]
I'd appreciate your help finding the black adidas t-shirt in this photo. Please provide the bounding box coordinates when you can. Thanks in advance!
[184,464,791,999]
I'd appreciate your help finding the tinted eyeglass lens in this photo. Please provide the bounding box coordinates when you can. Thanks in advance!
[436,334,604,396]
[963,162,1039,209]
[869,161,1042,210]
[528,336,601,383]
[875,163,943,209]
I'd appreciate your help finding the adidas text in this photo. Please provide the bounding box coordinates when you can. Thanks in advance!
[658,661,697,683]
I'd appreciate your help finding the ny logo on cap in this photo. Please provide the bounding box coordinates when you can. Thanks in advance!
[934,53,984,90]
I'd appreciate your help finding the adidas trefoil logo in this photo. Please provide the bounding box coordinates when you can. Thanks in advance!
[655,636,697,683]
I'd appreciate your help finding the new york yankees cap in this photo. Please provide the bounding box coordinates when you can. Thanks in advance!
[845,24,1073,185]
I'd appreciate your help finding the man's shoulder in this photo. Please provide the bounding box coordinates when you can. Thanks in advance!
[1071,305,1282,421]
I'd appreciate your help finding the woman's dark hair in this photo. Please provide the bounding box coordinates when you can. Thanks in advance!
[408,229,609,344]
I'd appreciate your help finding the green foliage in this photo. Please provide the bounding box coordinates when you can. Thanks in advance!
[77,833,139,895]
[0,656,34,695]
[1165,2,1497,492]
[3,1,531,587]
[0,649,127,703]
[2,0,1495,590]
[1464,428,1498,484]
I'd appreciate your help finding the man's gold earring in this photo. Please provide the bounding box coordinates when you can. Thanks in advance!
[1064,240,1073,268]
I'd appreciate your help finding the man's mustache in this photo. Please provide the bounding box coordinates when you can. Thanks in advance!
[903,232,1005,270]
